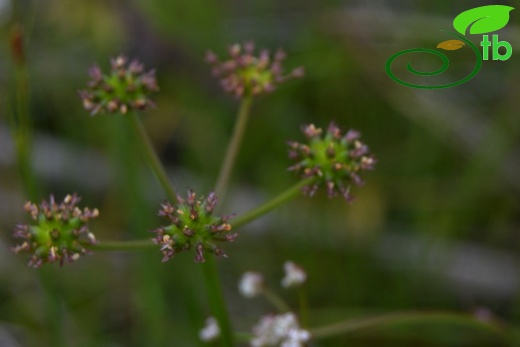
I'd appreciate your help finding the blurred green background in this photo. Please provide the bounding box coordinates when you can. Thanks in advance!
[1,0,520,346]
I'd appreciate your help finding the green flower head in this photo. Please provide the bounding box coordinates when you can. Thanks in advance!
[150,190,236,263]
[11,194,99,268]
[288,123,376,202]
[79,55,159,116]
[206,42,304,99]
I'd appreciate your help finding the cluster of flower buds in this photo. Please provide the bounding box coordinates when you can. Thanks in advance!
[251,313,310,347]
[150,190,236,263]
[288,122,376,202]
[11,194,99,268]
[206,42,304,98]
[79,55,159,116]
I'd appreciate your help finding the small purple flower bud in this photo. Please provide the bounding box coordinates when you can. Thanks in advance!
[244,41,255,54]
[88,65,103,82]
[195,243,206,263]
[344,129,360,143]
[291,66,305,78]
[128,60,144,74]
[302,124,322,138]
[205,50,218,64]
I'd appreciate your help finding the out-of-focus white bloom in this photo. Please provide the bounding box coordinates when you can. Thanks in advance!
[250,313,310,347]
[239,272,264,298]
[281,261,306,288]
[199,317,220,342]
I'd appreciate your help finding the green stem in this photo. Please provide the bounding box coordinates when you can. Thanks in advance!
[263,288,291,313]
[215,97,253,202]
[127,112,177,204]
[298,286,309,328]
[233,177,314,229]
[87,178,314,252]
[38,270,65,347]
[309,311,510,340]
[201,256,235,347]
[89,240,155,251]
[198,97,253,347]
[234,332,253,343]
[10,26,39,200]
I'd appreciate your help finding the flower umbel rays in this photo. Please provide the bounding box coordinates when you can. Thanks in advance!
[206,41,304,99]
[79,55,159,116]
[251,313,310,347]
[11,194,99,268]
[150,189,236,263]
[288,122,376,202]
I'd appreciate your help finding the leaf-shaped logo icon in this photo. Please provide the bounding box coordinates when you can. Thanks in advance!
[453,5,514,35]
[437,40,465,51]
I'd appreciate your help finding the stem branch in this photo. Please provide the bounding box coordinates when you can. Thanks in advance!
[201,257,235,347]
[90,240,155,251]
[309,311,510,340]
[233,177,314,229]
[263,288,291,313]
[128,112,177,204]
[215,97,253,202]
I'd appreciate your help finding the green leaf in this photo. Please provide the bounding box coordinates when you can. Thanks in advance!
[453,5,514,35]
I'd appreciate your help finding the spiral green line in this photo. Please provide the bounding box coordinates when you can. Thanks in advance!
[385,31,483,89]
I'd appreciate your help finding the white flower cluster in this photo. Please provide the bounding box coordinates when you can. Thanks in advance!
[281,261,306,288]
[199,317,220,342]
[250,313,310,347]
[239,272,265,298]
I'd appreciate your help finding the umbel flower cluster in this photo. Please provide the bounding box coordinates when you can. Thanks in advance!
[11,194,99,268]
[79,55,159,116]
[206,42,304,98]
[251,313,310,347]
[150,190,237,263]
[288,123,376,201]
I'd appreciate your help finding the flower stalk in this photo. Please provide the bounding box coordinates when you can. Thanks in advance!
[9,25,39,200]
[233,177,315,229]
[89,240,154,251]
[263,288,291,313]
[128,112,177,204]
[309,311,511,340]
[215,96,253,203]
[201,256,236,347]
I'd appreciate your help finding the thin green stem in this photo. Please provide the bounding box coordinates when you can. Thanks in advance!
[201,256,235,347]
[127,112,177,204]
[9,24,39,200]
[263,288,291,313]
[298,286,309,328]
[309,311,511,341]
[38,270,65,347]
[215,97,253,202]
[87,178,313,252]
[89,240,155,251]
[198,97,252,347]
[233,177,314,229]
[234,332,253,343]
